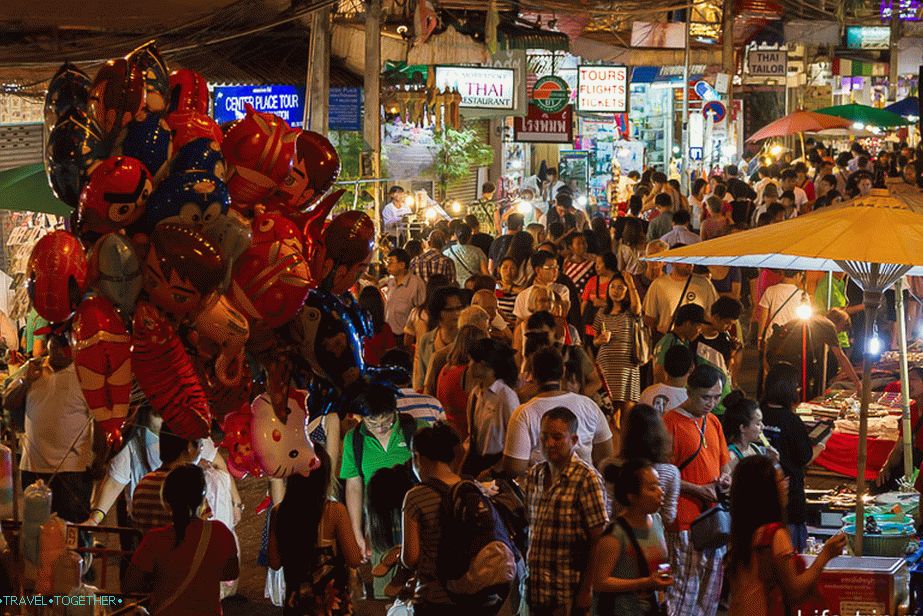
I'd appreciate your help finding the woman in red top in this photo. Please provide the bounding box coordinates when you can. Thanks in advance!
[126,464,239,616]
[582,252,619,341]
[359,286,396,366]
[435,324,487,440]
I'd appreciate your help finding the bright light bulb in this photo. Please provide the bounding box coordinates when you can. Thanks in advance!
[796,303,813,320]
[770,145,783,157]
[451,200,462,214]
[424,207,437,221]
[403,196,415,208]
[853,122,865,131]
[672,146,681,154]
[577,195,588,207]
[867,335,882,355]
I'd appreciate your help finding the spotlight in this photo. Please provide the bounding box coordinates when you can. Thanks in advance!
[450,200,462,214]
[770,145,783,158]
[796,303,813,321]
[404,195,415,208]
[867,335,882,356]
[424,207,437,222]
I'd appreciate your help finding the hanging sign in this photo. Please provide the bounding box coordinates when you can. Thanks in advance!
[213,84,305,128]
[532,76,570,113]
[845,26,891,50]
[694,80,720,102]
[576,65,629,113]
[702,100,727,123]
[329,87,362,131]
[747,49,788,77]
[513,104,573,143]
[433,65,515,110]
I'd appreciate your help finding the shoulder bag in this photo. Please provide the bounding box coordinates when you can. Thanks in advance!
[631,315,652,366]
[154,520,213,614]
[596,517,668,616]
[677,416,732,551]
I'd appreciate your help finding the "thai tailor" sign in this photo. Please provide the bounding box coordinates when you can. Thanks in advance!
[433,65,516,110]
[576,66,629,114]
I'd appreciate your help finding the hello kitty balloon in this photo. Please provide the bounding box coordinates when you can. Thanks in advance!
[250,390,319,478]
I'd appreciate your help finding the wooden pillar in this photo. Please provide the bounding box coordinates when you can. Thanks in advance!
[889,10,901,102]
[307,6,332,134]
[364,0,382,238]
[722,0,734,102]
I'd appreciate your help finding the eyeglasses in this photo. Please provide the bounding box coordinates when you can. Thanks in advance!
[541,264,559,271]
[364,414,397,431]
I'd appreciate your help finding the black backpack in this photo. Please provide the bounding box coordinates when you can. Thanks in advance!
[352,413,417,482]
[426,479,518,607]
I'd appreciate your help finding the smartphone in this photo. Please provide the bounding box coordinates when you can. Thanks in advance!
[657,563,671,578]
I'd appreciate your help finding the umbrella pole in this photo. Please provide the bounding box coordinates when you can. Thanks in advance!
[896,277,914,479]
[800,132,806,160]
[821,271,833,393]
[855,287,883,557]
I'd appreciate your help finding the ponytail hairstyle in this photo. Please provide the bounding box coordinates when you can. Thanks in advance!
[162,464,206,547]
[604,458,653,507]
[721,390,761,443]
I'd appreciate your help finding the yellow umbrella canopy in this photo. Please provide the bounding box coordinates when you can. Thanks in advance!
[646,185,923,556]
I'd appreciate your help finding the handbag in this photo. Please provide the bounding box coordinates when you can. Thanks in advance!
[631,316,652,365]
[690,496,731,551]
[596,517,668,616]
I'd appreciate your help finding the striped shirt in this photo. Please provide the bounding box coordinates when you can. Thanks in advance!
[496,289,518,327]
[396,388,446,424]
[411,249,456,284]
[403,481,453,605]
[131,469,212,535]
[563,258,595,296]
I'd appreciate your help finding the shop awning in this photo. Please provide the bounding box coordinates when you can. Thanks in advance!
[0,163,70,217]
[630,66,704,84]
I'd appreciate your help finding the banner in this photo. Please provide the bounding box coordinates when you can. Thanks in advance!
[514,104,573,143]
[213,84,305,128]
[577,66,628,113]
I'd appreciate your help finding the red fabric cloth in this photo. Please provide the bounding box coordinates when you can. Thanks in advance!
[131,519,237,616]
[813,432,894,479]
[436,364,469,439]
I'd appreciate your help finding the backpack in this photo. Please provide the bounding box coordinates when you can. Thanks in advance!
[352,413,417,482]
[427,479,518,607]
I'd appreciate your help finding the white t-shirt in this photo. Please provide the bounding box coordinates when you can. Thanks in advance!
[470,379,520,456]
[759,282,807,333]
[108,428,162,507]
[503,391,612,467]
[639,384,688,415]
[21,363,92,473]
[642,275,719,335]
[512,283,571,321]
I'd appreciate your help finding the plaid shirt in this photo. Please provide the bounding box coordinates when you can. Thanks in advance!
[410,249,456,284]
[523,453,609,609]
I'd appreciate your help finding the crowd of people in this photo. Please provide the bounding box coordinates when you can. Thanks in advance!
[0,138,917,616]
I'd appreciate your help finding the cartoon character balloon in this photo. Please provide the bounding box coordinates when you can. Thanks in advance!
[202,212,252,292]
[250,390,319,478]
[167,111,222,152]
[87,233,142,313]
[194,295,249,387]
[314,209,375,293]
[220,404,262,479]
[44,63,91,134]
[221,104,297,206]
[168,69,209,115]
[46,109,106,208]
[72,295,132,448]
[131,300,211,439]
[27,231,88,324]
[125,41,169,114]
[78,156,152,235]
[265,130,340,212]
[138,171,230,232]
[170,138,226,179]
[116,112,172,182]
[230,227,311,328]
[144,224,224,319]
[88,58,145,140]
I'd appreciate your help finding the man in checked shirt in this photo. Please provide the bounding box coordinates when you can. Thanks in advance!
[523,407,609,616]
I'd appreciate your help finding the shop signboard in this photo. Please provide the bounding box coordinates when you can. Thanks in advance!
[577,65,629,113]
[747,50,787,77]
[532,76,570,113]
[845,26,891,50]
[213,84,305,128]
[514,104,573,143]
[433,65,515,110]
[329,87,362,131]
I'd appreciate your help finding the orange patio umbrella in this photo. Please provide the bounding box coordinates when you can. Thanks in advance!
[747,110,855,158]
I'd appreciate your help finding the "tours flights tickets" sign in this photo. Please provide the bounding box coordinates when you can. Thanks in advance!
[577,65,629,113]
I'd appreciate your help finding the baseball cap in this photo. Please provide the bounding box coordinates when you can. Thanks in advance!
[674,304,709,325]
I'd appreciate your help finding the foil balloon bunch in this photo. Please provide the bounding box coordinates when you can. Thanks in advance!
[36,41,375,479]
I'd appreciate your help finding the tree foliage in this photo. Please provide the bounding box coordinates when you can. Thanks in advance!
[429,128,494,199]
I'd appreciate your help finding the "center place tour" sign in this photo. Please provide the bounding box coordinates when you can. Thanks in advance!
[576,65,628,113]
[433,65,516,110]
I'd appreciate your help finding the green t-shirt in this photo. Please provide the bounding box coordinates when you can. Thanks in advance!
[339,419,425,487]
[23,308,48,357]
[653,333,687,370]
[813,276,849,348]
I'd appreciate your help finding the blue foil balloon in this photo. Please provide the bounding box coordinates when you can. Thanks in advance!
[46,108,107,208]
[44,63,91,134]
[170,137,226,180]
[136,171,229,232]
[117,112,172,182]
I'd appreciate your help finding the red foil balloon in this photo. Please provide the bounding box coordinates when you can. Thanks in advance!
[166,110,223,151]
[27,231,88,323]
[229,232,311,328]
[168,69,209,115]
[72,295,131,448]
[78,156,152,234]
[264,130,340,212]
[88,58,145,139]
[194,295,249,387]
[221,104,297,205]
[131,300,211,440]
[143,224,224,319]
[251,211,304,253]
[220,404,262,479]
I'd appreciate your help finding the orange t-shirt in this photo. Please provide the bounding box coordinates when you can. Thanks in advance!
[663,408,730,531]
